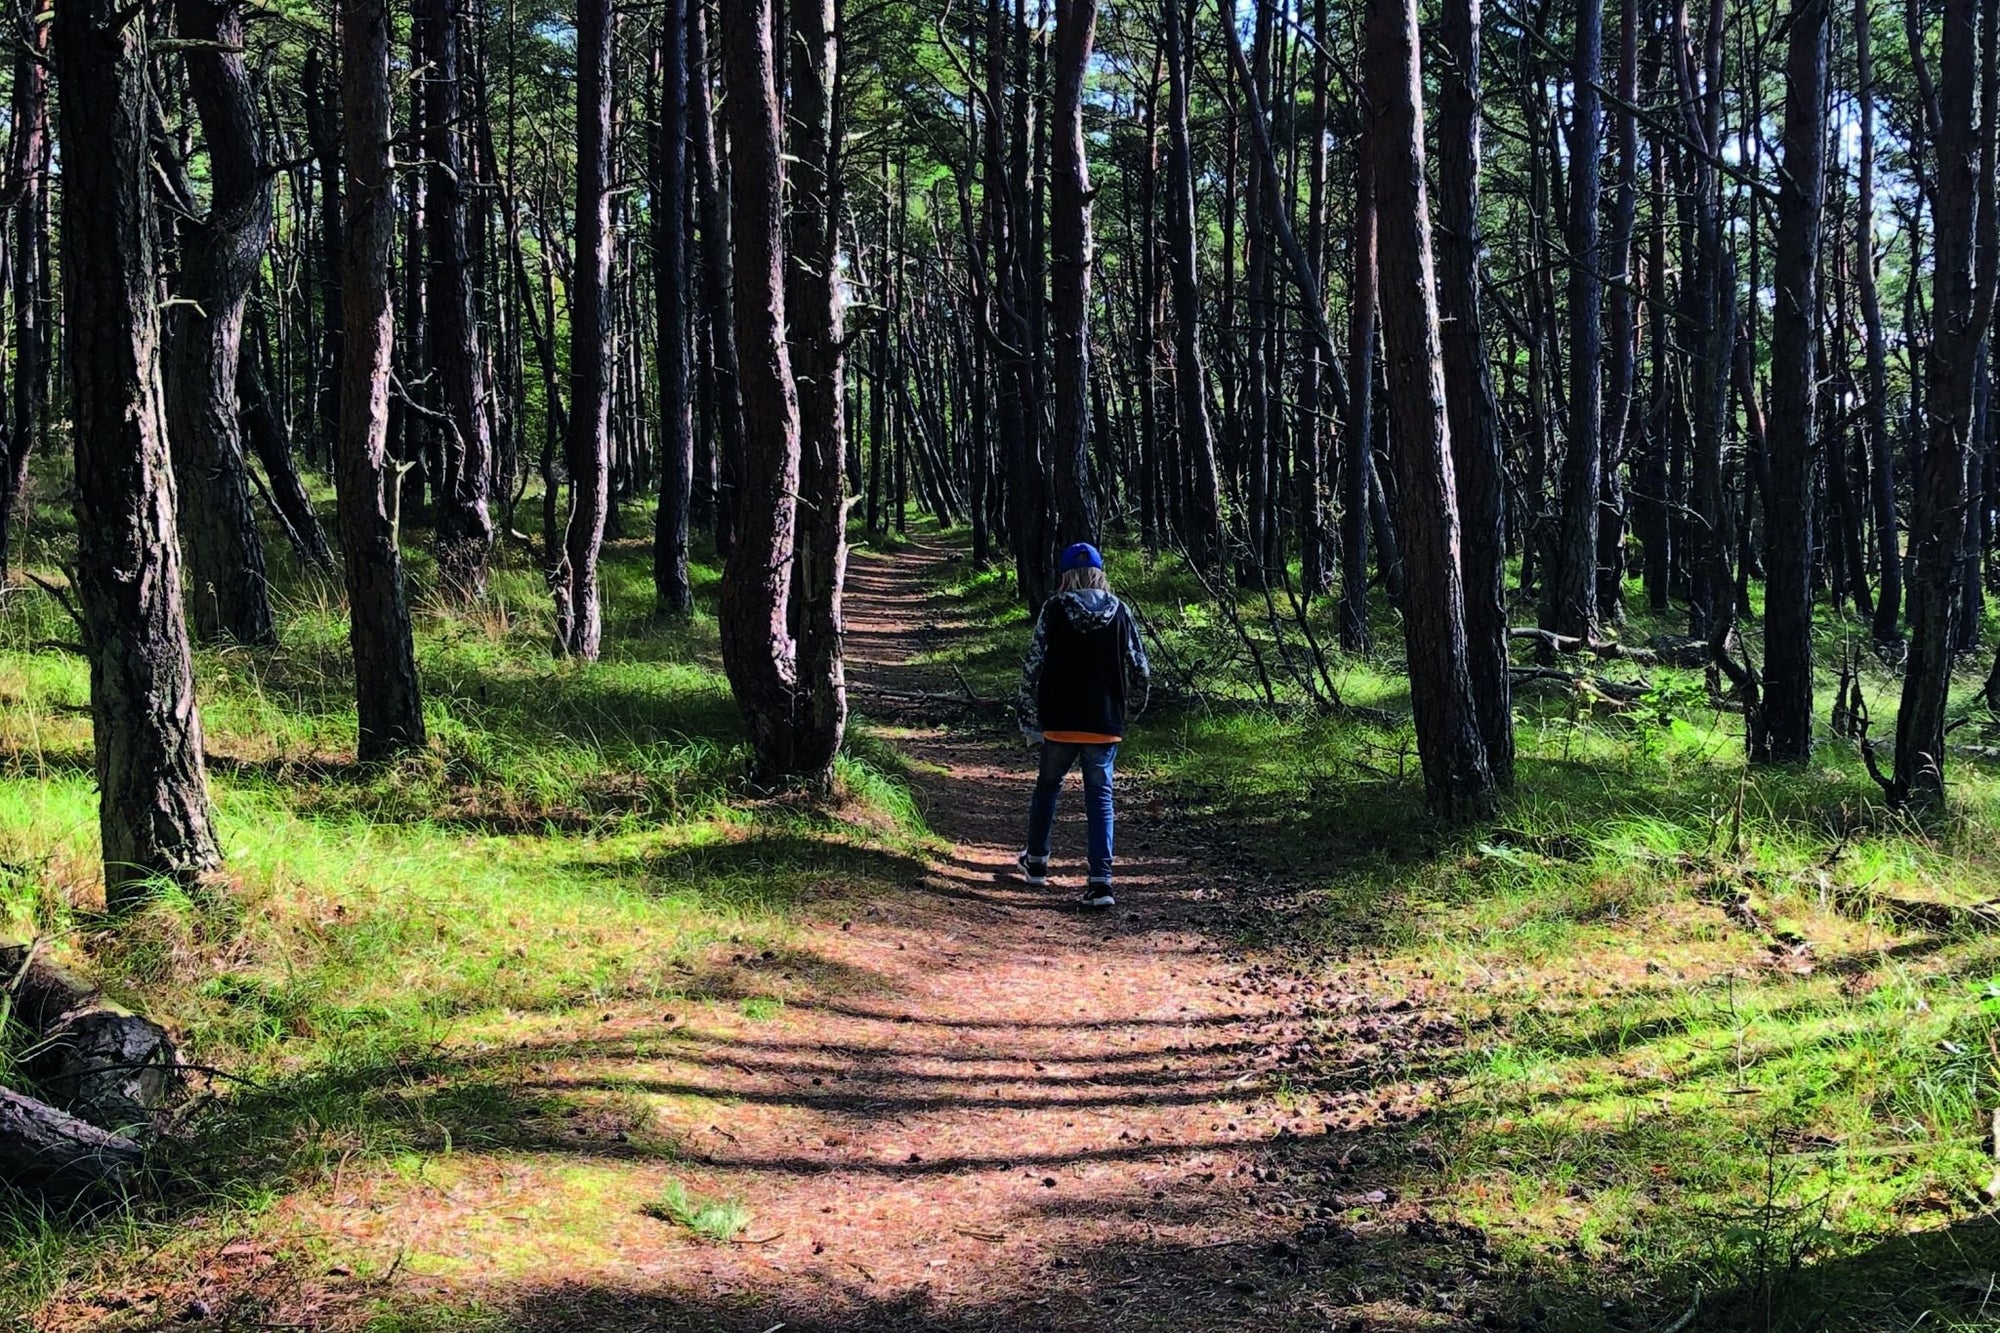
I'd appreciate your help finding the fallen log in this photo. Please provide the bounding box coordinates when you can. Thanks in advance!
[0,1084,143,1193]
[2,942,177,1133]
[1509,666,1651,704]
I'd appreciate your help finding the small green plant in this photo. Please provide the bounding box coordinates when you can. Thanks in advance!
[739,995,784,1021]
[641,1179,749,1243]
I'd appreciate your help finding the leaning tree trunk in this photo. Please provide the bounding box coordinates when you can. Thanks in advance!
[556,0,613,659]
[718,0,807,784]
[423,0,496,598]
[53,0,223,906]
[1759,0,1830,764]
[1365,0,1496,820]
[652,0,696,613]
[337,0,427,759]
[1049,0,1101,548]
[1436,0,1513,785]
[238,324,336,571]
[164,0,277,648]
[785,0,850,787]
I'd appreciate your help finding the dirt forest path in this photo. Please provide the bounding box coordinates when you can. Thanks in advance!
[332,536,1456,1320]
[493,538,1382,1332]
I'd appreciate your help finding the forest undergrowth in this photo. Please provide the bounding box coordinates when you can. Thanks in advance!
[927,536,2000,1330]
[0,484,936,1328]
[7,483,2000,1329]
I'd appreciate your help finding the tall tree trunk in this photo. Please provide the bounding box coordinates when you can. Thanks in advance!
[1885,0,1999,806]
[1600,0,1641,620]
[1296,0,1332,595]
[1162,0,1222,567]
[557,0,613,658]
[1546,0,1605,642]
[164,0,276,648]
[53,0,223,906]
[1437,0,1513,785]
[1759,0,1830,763]
[1856,0,1901,644]
[785,0,849,785]
[1050,0,1101,547]
[1340,143,1378,653]
[1365,0,1495,819]
[303,47,344,466]
[337,0,427,759]
[718,0,807,783]
[0,12,48,585]
[653,0,695,613]
[691,3,738,550]
[424,0,496,597]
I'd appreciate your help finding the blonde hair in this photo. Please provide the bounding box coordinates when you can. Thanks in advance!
[1059,566,1109,593]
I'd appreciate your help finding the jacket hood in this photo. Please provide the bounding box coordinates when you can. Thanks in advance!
[1054,588,1121,631]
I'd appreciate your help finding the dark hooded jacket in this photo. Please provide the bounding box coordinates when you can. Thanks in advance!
[1016,589,1151,741]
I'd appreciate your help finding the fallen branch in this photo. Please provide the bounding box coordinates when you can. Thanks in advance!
[1827,887,2000,932]
[1508,626,1662,664]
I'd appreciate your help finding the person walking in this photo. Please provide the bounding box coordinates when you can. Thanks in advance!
[1016,543,1150,908]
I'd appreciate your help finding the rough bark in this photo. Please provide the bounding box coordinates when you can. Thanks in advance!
[556,0,613,658]
[1759,0,1830,763]
[1437,0,1513,785]
[1050,0,1101,548]
[1365,0,1496,820]
[303,46,344,462]
[784,0,850,787]
[690,2,741,554]
[718,0,807,784]
[0,12,48,584]
[0,1086,143,1194]
[1885,0,1999,807]
[1856,0,1901,644]
[653,0,695,613]
[1547,0,1605,643]
[336,0,427,759]
[1162,0,1222,568]
[164,0,277,648]
[423,0,496,597]
[1341,145,1378,654]
[53,0,224,907]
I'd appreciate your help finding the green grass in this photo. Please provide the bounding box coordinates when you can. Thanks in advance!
[640,1179,751,1243]
[0,476,933,1325]
[924,539,2000,1331]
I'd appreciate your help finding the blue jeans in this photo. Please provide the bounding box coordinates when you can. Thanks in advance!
[1025,741,1118,884]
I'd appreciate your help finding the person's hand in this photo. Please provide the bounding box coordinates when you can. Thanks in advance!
[1021,731,1042,750]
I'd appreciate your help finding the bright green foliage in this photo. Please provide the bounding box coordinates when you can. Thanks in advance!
[641,1179,750,1243]
[930,539,2000,1330]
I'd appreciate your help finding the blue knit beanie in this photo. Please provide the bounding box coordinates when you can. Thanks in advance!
[1059,542,1103,573]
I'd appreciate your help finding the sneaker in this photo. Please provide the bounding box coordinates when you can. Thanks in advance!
[1015,852,1048,887]
[1080,882,1116,910]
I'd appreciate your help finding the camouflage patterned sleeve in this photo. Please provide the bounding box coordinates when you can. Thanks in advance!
[1016,606,1050,737]
[1122,603,1152,718]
